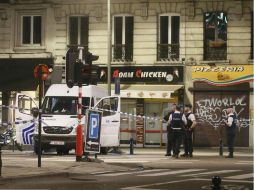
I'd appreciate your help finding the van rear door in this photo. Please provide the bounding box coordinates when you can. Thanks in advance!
[94,96,121,147]
[14,93,37,145]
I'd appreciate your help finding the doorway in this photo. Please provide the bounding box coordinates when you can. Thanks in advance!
[144,103,162,147]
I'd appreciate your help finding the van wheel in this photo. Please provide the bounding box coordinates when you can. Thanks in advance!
[100,147,108,155]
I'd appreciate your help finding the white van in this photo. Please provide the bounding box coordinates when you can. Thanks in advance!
[14,84,121,155]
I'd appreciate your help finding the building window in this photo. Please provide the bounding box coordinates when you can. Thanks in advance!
[204,12,227,60]
[157,15,180,62]
[21,16,42,45]
[68,16,89,51]
[112,16,133,62]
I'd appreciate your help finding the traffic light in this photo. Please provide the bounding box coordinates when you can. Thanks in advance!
[65,49,100,87]
[66,48,78,88]
[81,52,99,85]
[80,64,100,85]
[84,52,99,65]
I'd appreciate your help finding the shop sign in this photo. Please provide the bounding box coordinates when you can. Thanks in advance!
[99,66,183,84]
[136,99,144,145]
[192,65,254,86]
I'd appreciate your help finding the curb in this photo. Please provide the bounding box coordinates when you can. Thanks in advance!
[0,171,69,183]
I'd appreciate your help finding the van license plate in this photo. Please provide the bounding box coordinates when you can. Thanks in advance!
[50,141,65,145]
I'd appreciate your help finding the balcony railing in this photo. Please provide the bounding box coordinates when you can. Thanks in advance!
[112,44,133,62]
[157,44,180,62]
[204,40,227,60]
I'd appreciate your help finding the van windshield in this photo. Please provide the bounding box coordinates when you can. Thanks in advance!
[42,96,90,115]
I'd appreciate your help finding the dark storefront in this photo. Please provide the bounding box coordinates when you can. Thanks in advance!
[0,58,54,122]
[191,65,253,147]
[98,65,184,147]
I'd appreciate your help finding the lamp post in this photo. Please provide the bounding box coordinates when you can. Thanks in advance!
[107,0,111,96]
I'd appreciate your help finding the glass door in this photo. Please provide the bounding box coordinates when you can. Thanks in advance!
[144,103,162,147]
[120,99,136,145]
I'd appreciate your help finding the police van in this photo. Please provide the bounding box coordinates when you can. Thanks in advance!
[14,84,120,155]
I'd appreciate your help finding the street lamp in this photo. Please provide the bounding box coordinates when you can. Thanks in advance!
[107,0,111,96]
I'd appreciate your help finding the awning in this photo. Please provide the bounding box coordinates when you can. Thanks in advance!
[0,58,54,91]
[98,84,184,99]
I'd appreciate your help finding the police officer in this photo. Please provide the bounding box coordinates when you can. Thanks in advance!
[164,104,176,156]
[168,105,187,158]
[182,104,196,158]
[225,108,238,158]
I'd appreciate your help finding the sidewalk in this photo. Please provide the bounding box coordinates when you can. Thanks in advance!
[0,147,252,181]
[0,151,132,181]
[118,147,253,157]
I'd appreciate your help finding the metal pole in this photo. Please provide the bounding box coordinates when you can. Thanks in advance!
[0,145,2,176]
[107,0,112,96]
[38,65,42,167]
[76,47,84,162]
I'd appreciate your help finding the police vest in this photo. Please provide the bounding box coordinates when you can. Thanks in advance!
[171,113,183,129]
[228,114,237,129]
[186,112,193,129]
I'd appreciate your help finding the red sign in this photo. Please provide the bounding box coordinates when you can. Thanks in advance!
[34,64,49,81]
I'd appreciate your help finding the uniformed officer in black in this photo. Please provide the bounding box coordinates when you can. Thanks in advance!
[182,104,197,158]
[164,104,176,156]
[225,108,238,158]
[168,105,187,158]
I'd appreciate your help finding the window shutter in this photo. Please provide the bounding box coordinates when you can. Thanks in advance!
[160,16,168,44]
[125,16,133,46]
[69,17,78,45]
[33,16,42,44]
[80,16,89,48]
[171,16,180,44]
[22,16,31,44]
[114,17,123,45]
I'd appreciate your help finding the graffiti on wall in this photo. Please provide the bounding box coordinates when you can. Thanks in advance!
[195,95,250,128]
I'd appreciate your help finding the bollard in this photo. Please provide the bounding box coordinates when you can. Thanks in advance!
[212,176,221,190]
[219,139,223,156]
[0,145,2,177]
[130,138,134,155]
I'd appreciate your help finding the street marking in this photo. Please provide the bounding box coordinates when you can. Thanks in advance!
[193,178,254,184]
[103,160,150,163]
[235,161,253,165]
[161,161,194,164]
[91,168,138,175]
[225,173,254,180]
[122,177,254,190]
[137,169,205,177]
[181,170,241,177]
[121,179,193,190]
[97,169,170,177]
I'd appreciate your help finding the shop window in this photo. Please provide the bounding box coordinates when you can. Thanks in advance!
[204,12,227,60]
[21,16,42,45]
[68,16,89,52]
[158,15,180,62]
[112,16,133,62]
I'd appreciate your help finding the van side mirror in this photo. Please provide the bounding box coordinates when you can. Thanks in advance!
[31,107,39,118]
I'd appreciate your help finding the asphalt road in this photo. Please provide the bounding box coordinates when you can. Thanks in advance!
[0,151,252,190]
